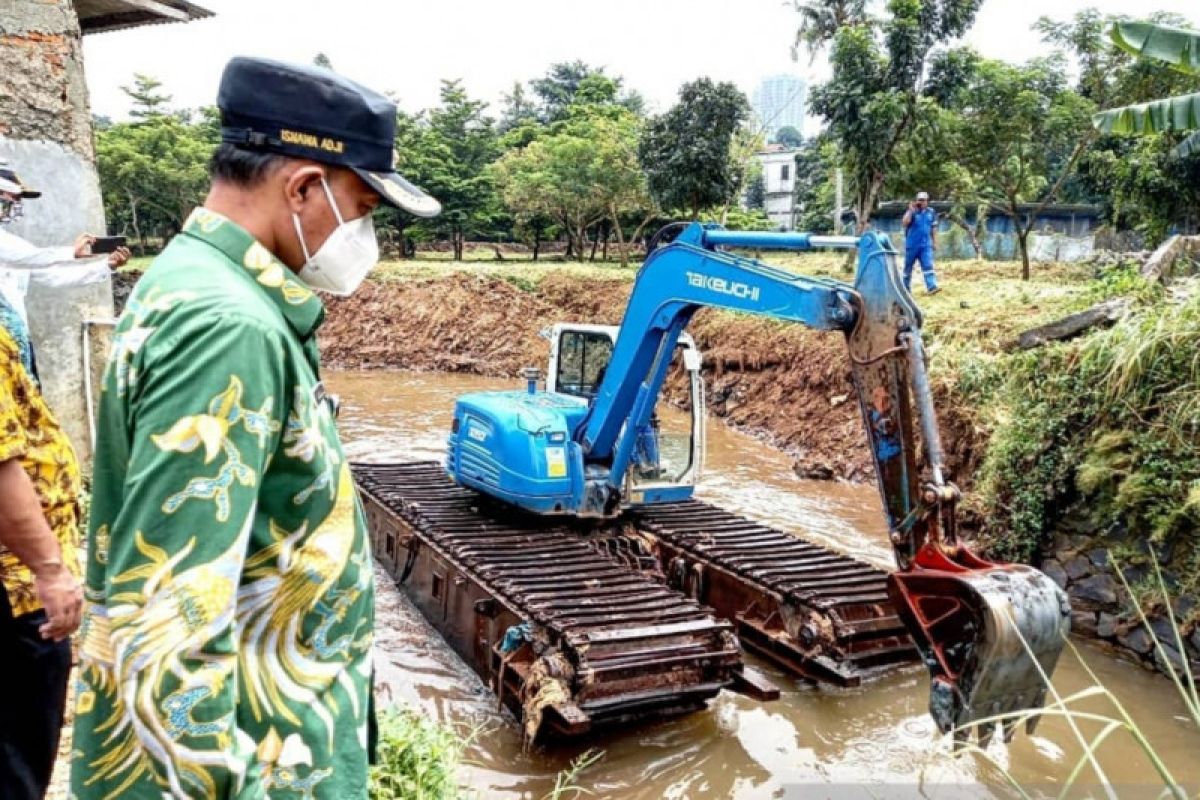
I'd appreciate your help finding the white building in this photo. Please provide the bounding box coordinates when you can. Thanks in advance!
[754,146,798,231]
[752,75,806,140]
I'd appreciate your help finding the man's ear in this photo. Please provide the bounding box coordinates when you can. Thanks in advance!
[283,164,326,214]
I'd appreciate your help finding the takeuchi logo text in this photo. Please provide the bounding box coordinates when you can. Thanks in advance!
[685,271,761,301]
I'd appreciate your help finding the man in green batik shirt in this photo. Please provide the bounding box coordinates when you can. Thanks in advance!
[72,57,441,800]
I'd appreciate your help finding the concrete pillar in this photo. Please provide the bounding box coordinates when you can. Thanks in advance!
[1,0,114,465]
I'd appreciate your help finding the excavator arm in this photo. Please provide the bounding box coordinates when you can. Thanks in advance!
[580,222,1070,740]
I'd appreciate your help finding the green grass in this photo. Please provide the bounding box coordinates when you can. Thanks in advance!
[369,708,469,800]
[370,256,634,287]
[970,271,1200,571]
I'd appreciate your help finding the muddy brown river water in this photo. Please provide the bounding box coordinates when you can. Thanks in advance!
[329,370,1200,799]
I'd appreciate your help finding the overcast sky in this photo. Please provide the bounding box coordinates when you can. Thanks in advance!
[82,0,1200,126]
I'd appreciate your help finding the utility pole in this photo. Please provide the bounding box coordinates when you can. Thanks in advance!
[833,168,844,233]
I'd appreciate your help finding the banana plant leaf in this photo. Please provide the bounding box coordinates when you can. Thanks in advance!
[1109,21,1200,76]
[1094,91,1200,135]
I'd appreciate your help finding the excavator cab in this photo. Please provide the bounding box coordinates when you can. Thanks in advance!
[542,323,705,503]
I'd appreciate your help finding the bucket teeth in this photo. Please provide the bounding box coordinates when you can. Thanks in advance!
[974,722,995,748]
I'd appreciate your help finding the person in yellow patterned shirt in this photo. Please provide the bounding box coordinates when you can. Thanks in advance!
[0,295,85,800]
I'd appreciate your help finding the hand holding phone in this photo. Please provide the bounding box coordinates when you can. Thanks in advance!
[91,235,127,254]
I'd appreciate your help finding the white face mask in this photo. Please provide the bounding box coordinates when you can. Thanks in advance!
[0,197,22,225]
[292,177,379,296]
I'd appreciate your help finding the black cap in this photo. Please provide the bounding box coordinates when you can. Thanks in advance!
[0,168,41,199]
[217,56,440,217]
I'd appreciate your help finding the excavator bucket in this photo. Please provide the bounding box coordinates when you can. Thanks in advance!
[888,543,1071,742]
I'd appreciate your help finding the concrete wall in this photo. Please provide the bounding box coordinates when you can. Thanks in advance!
[1,0,114,464]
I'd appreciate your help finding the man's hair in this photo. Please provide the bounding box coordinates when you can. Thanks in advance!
[208,143,292,188]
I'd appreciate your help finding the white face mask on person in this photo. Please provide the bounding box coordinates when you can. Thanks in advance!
[292,177,379,296]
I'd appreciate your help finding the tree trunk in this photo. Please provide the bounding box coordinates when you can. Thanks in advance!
[628,213,657,261]
[395,221,409,259]
[575,223,587,262]
[947,214,983,260]
[1017,227,1031,281]
[127,189,144,256]
[589,223,601,262]
[532,228,541,262]
[610,205,628,268]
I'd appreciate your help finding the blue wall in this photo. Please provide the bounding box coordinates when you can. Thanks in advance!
[862,208,1101,261]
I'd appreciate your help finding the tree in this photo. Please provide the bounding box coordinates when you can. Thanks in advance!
[97,114,214,252]
[122,73,172,119]
[418,81,502,261]
[530,61,643,122]
[791,0,869,62]
[745,173,765,210]
[373,109,441,258]
[96,75,216,251]
[313,52,334,70]
[806,0,984,234]
[887,90,988,257]
[1039,11,1200,241]
[773,125,804,148]
[1092,20,1200,157]
[639,78,750,220]
[492,105,655,266]
[498,82,539,133]
[953,57,1095,278]
[792,136,838,233]
[1083,135,1200,241]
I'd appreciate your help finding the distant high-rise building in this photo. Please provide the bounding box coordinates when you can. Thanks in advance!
[752,74,806,141]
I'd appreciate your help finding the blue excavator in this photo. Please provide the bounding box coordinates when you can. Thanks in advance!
[445,223,1070,740]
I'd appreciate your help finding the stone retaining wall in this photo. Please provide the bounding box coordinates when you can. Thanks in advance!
[1041,531,1200,677]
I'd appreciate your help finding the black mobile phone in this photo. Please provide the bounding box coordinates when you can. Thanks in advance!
[92,235,127,254]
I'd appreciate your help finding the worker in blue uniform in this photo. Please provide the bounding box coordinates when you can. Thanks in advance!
[901,191,941,295]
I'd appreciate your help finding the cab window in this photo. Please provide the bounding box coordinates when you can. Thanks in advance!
[557,331,613,400]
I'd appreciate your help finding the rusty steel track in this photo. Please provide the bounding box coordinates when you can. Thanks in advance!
[353,461,744,741]
[628,500,919,685]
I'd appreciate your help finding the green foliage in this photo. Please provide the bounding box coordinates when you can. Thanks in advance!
[1040,10,1200,239]
[530,61,644,122]
[806,0,984,232]
[411,81,502,260]
[638,78,750,219]
[368,708,464,800]
[946,56,1096,277]
[792,136,838,233]
[122,73,172,119]
[1093,20,1200,158]
[1082,134,1200,243]
[975,285,1200,569]
[491,104,653,265]
[539,749,604,800]
[744,173,765,210]
[96,82,216,251]
[722,206,774,231]
[772,125,804,148]
[499,81,539,133]
[791,0,869,62]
